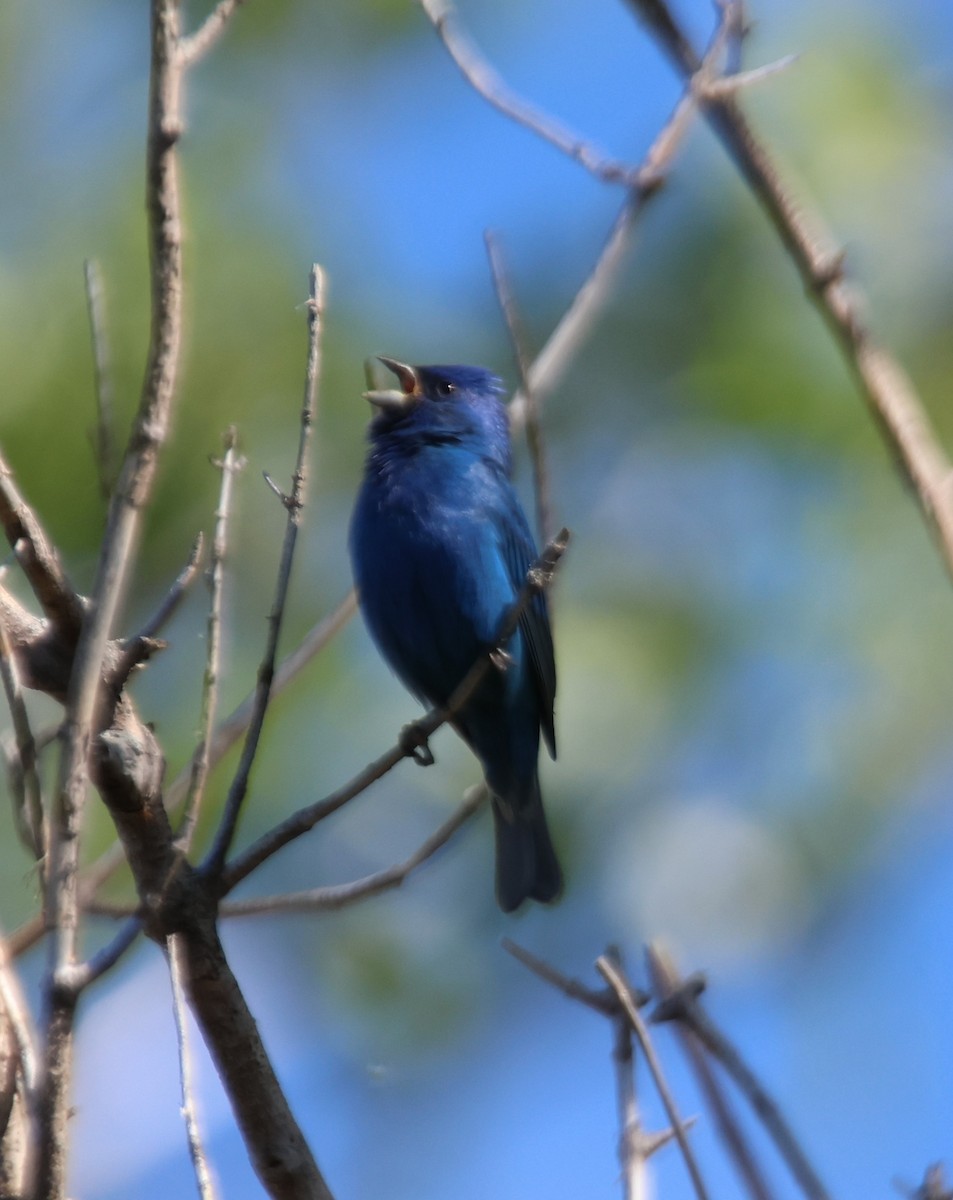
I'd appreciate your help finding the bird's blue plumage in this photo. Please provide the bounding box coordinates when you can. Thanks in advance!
[349,360,562,911]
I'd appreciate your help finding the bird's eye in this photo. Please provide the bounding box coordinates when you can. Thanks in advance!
[435,381,456,398]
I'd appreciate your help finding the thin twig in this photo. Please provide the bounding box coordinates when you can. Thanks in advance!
[222,529,569,893]
[83,259,117,505]
[647,944,831,1200]
[646,947,774,1200]
[605,947,647,1200]
[625,0,953,588]
[0,450,85,635]
[417,0,633,184]
[420,0,733,436]
[0,612,46,864]
[507,14,728,431]
[203,265,326,877]
[485,231,553,547]
[597,954,711,1200]
[127,533,205,646]
[111,533,204,687]
[179,0,248,68]
[177,432,243,851]
[168,934,219,1200]
[0,932,39,1107]
[222,785,487,916]
[501,938,616,1016]
[71,919,143,992]
[700,54,799,98]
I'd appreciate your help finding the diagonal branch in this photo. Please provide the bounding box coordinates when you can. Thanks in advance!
[417,0,633,184]
[506,6,732,432]
[646,947,775,1200]
[179,0,248,68]
[597,954,711,1200]
[647,943,831,1200]
[222,785,486,916]
[0,450,85,636]
[624,0,953,586]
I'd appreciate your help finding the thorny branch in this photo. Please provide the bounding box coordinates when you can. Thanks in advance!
[647,944,831,1200]
[597,954,710,1200]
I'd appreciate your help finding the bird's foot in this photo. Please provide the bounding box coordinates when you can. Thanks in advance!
[399,721,435,766]
[490,647,514,672]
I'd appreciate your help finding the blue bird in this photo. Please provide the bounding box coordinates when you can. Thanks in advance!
[349,357,562,912]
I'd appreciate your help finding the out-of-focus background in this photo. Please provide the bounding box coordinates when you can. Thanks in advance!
[3,0,953,1195]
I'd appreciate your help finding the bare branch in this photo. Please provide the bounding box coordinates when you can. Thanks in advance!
[221,529,569,893]
[126,532,204,646]
[179,0,248,68]
[647,943,831,1200]
[185,589,357,799]
[417,0,632,184]
[0,450,85,635]
[898,1165,953,1200]
[605,947,649,1200]
[110,533,204,690]
[645,948,775,1200]
[177,433,243,851]
[501,939,617,1017]
[597,954,710,1200]
[72,919,143,993]
[178,911,335,1199]
[222,785,486,916]
[0,932,39,1107]
[485,231,554,547]
[0,607,46,864]
[83,258,117,505]
[625,0,953,588]
[168,934,219,1200]
[204,265,326,877]
[699,54,799,99]
[506,13,728,431]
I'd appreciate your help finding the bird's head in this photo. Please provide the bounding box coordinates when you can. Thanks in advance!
[363,357,511,466]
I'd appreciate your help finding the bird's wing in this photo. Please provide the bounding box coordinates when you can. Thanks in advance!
[496,495,557,759]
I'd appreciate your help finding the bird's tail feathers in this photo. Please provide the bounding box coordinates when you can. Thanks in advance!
[492,776,563,913]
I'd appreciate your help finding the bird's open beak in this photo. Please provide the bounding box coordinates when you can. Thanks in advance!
[363,356,420,413]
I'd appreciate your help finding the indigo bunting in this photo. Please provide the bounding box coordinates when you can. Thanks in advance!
[349,357,562,912]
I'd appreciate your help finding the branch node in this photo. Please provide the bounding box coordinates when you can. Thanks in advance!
[651,970,708,1023]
